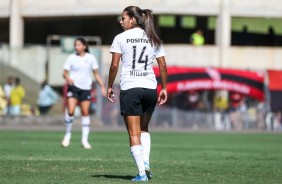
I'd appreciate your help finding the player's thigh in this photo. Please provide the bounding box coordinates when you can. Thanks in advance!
[124,115,141,136]
[80,100,91,116]
[142,88,157,115]
[79,89,91,116]
[140,89,157,131]
[66,85,80,115]
[67,98,78,115]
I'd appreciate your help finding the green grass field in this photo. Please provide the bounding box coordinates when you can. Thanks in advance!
[0,131,281,184]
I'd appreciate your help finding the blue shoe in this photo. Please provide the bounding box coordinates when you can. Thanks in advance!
[144,162,152,179]
[131,174,148,182]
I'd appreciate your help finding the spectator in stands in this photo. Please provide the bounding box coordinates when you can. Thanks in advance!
[37,80,58,115]
[229,93,245,130]
[10,77,25,116]
[256,102,267,130]
[0,85,7,115]
[273,111,282,131]
[190,29,205,46]
[240,25,251,45]
[267,26,276,46]
[213,90,230,130]
[188,90,200,110]
[3,76,14,115]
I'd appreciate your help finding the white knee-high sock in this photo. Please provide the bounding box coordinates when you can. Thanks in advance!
[65,113,74,138]
[141,132,151,164]
[81,116,90,144]
[130,145,146,176]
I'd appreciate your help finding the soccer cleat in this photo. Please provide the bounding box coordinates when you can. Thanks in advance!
[144,162,152,179]
[61,135,71,148]
[131,174,148,182]
[82,142,92,149]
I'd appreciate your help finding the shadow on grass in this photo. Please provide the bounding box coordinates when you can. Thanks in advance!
[92,174,133,180]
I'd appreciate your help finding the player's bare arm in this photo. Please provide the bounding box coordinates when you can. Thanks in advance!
[63,70,74,85]
[107,53,121,102]
[156,56,168,105]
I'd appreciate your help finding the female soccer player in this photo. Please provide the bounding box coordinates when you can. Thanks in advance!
[62,37,106,149]
[107,6,168,182]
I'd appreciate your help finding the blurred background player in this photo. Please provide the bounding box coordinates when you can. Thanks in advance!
[3,76,15,115]
[107,6,168,182]
[10,77,25,116]
[37,80,58,115]
[0,85,7,115]
[62,37,106,149]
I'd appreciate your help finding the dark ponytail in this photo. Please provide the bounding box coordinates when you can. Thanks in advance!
[75,37,90,53]
[142,9,162,48]
[123,6,162,48]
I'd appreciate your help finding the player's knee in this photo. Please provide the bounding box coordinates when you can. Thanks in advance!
[65,114,74,124]
[68,111,75,117]
[141,125,149,132]
[68,113,74,117]
[81,111,89,117]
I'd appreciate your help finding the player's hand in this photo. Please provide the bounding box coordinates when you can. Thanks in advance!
[66,77,74,85]
[158,89,167,106]
[101,86,107,97]
[107,87,115,103]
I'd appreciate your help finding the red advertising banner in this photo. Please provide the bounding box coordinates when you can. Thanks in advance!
[153,67,265,101]
[268,70,282,111]
[268,70,282,91]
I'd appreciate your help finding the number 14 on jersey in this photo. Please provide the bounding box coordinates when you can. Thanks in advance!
[132,46,148,70]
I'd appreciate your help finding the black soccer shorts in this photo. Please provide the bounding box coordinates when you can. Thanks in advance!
[67,85,91,101]
[120,88,157,116]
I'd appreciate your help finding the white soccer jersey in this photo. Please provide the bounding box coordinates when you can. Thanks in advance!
[110,28,165,90]
[63,53,99,90]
